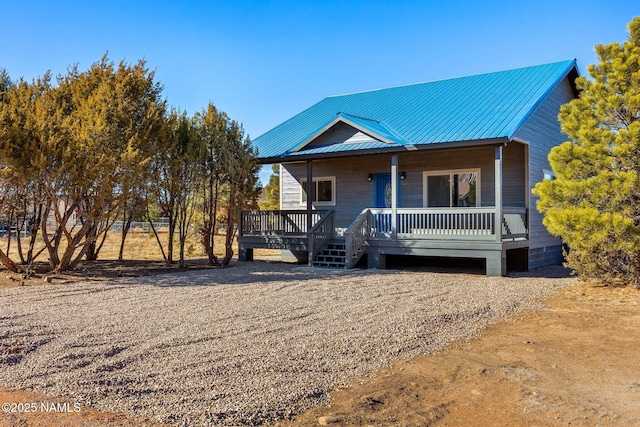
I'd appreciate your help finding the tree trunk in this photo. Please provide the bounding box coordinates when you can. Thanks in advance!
[222,186,237,267]
[26,206,41,265]
[5,212,13,255]
[41,206,61,268]
[178,212,187,268]
[167,210,176,265]
[94,227,109,259]
[202,226,215,265]
[210,179,220,265]
[201,179,220,266]
[69,240,95,270]
[0,248,21,273]
[222,213,236,266]
[146,212,167,262]
[84,222,98,261]
[53,216,94,272]
[16,216,25,265]
[54,243,76,273]
[26,201,44,266]
[118,213,132,262]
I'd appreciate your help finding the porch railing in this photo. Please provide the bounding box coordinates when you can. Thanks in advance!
[240,207,528,245]
[369,207,528,241]
[239,210,323,236]
[344,209,372,268]
[502,207,528,240]
[308,211,335,265]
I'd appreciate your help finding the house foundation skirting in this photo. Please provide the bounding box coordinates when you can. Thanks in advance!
[239,234,536,276]
[366,239,509,276]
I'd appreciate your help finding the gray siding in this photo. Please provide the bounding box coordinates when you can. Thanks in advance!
[513,76,576,267]
[280,145,526,229]
[528,246,564,270]
[502,142,527,208]
[281,163,303,209]
[307,121,378,148]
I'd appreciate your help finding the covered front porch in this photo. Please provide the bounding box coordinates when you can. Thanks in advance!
[238,204,528,276]
[240,145,531,275]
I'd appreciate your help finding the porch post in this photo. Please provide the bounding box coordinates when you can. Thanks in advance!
[491,145,506,276]
[495,145,503,243]
[391,154,398,239]
[306,160,313,231]
[306,160,313,266]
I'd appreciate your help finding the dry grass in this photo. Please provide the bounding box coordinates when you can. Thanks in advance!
[0,229,233,264]
[97,230,220,261]
[0,228,280,289]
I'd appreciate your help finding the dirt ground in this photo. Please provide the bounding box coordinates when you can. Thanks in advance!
[282,280,640,427]
[1,263,639,427]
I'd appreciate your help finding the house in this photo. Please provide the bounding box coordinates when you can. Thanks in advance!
[239,60,579,275]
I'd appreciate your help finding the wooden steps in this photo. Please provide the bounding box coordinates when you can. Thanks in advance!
[312,239,347,268]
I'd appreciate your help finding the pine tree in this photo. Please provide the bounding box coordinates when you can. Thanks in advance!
[0,56,165,272]
[221,121,259,266]
[533,17,640,288]
[195,102,228,265]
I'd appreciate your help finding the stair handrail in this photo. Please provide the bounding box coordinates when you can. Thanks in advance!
[344,208,372,268]
[307,210,335,266]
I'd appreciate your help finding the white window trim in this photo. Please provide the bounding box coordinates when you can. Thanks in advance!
[300,176,336,206]
[422,168,481,208]
[278,163,283,210]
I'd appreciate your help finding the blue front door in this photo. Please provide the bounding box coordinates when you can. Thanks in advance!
[373,173,400,208]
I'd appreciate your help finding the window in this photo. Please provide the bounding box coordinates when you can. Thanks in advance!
[423,169,480,207]
[543,169,556,181]
[300,177,336,206]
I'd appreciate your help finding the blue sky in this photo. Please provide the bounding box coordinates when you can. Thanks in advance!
[1,1,637,184]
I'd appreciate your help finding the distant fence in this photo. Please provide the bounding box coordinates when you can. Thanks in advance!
[0,217,172,239]
[0,219,32,239]
[110,219,170,233]
[0,217,237,238]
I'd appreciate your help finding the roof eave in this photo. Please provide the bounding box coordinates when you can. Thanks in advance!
[256,137,510,164]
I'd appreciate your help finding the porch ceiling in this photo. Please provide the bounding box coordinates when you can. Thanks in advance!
[256,137,509,164]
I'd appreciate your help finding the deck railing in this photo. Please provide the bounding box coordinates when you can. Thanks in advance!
[239,210,323,236]
[308,211,335,265]
[240,207,528,244]
[502,207,528,240]
[344,209,372,268]
[369,207,528,241]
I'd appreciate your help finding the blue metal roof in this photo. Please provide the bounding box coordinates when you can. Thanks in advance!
[253,60,578,161]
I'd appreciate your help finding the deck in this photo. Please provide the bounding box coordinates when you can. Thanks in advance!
[238,208,529,275]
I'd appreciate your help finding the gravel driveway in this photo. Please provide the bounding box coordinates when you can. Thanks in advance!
[0,262,573,426]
